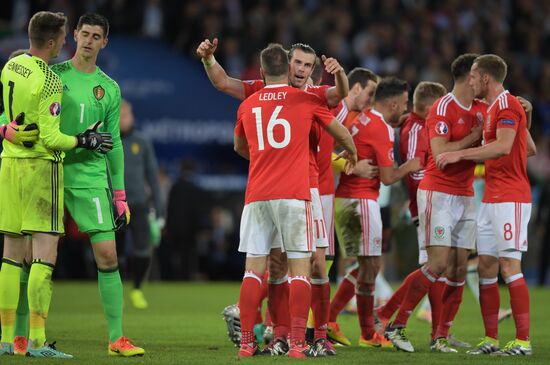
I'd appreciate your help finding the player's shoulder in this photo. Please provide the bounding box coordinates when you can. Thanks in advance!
[31,58,62,96]
[96,68,120,93]
[490,91,521,114]
[431,93,455,117]
[364,109,392,135]
[501,91,523,111]
[50,60,72,75]
[306,84,330,91]
[288,87,322,107]
[243,79,264,87]
[331,100,348,121]
[405,112,424,126]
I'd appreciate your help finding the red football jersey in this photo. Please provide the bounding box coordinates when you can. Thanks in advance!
[235,85,334,204]
[243,80,330,187]
[419,93,487,196]
[399,112,429,219]
[336,109,395,200]
[483,91,530,203]
[317,100,350,195]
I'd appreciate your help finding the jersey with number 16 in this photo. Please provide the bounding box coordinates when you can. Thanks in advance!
[51,60,121,189]
[235,84,335,204]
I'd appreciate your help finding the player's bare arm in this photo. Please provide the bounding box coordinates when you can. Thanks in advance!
[352,159,378,178]
[429,123,482,159]
[197,38,246,100]
[517,96,533,129]
[234,134,249,160]
[436,128,516,169]
[378,157,422,185]
[322,55,348,108]
[324,119,357,174]
[526,130,537,156]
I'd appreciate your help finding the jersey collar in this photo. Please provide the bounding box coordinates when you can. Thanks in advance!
[370,108,387,123]
[488,90,509,111]
[264,84,288,89]
[450,92,472,111]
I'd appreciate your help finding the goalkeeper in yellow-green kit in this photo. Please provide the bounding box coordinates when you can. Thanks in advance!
[0,11,113,358]
[49,13,144,357]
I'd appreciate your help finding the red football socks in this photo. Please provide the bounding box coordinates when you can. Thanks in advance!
[393,266,437,327]
[378,272,413,321]
[311,280,330,339]
[434,278,464,339]
[289,276,312,345]
[239,271,265,345]
[268,276,290,339]
[506,274,530,341]
[356,282,375,339]
[329,268,358,322]
[429,278,445,339]
[479,277,499,339]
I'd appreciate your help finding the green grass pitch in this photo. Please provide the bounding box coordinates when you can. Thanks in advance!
[7,282,549,364]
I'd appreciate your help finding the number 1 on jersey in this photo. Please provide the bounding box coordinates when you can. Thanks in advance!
[8,81,15,121]
[92,197,104,224]
[252,106,291,150]
[79,103,85,123]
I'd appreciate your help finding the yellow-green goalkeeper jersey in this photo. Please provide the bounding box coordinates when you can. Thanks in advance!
[1,54,76,161]
[51,60,124,189]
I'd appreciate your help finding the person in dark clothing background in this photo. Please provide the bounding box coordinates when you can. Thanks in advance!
[117,99,165,309]
[162,159,207,280]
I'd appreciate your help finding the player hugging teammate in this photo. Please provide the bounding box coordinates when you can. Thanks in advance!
[198,36,537,358]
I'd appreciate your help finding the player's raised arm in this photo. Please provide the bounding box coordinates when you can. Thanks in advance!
[322,55,348,108]
[197,38,246,100]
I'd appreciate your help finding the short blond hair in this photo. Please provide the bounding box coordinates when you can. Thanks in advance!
[413,81,447,111]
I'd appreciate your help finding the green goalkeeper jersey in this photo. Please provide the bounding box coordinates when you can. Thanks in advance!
[51,60,125,190]
[1,54,76,161]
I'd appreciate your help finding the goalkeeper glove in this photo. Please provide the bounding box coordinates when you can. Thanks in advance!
[0,112,39,147]
[113,189,130,230]
[76,121,113,153]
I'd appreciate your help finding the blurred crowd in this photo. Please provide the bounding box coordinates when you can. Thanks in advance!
[1,0,550,283]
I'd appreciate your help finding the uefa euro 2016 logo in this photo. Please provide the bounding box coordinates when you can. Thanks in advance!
[435,121,448,135]
[49,102,61,116]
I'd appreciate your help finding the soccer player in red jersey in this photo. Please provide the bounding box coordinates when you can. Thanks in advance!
[437,54,536,356]
[334,77,421,348]
[321,68,380,346]
[197,39,349,355]
[384,54,486,353]
[319,68,379,259]
[232,44,357,358]
[375,81,447,338]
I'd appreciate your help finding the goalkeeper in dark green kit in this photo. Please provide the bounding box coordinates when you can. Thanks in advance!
[51,13,144,357]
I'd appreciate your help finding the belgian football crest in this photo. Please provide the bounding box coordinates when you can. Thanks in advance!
[93,85,105,101]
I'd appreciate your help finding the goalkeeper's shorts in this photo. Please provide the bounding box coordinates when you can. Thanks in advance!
[65,187,116,242]
[0,158,64,235]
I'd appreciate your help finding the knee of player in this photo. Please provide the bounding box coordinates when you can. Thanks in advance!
[95,249,119,269]
[268,258,287,278]
[310,257,325,278]
[451,263,468,280]
[427,260,447,277]
[499,257,521,279]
